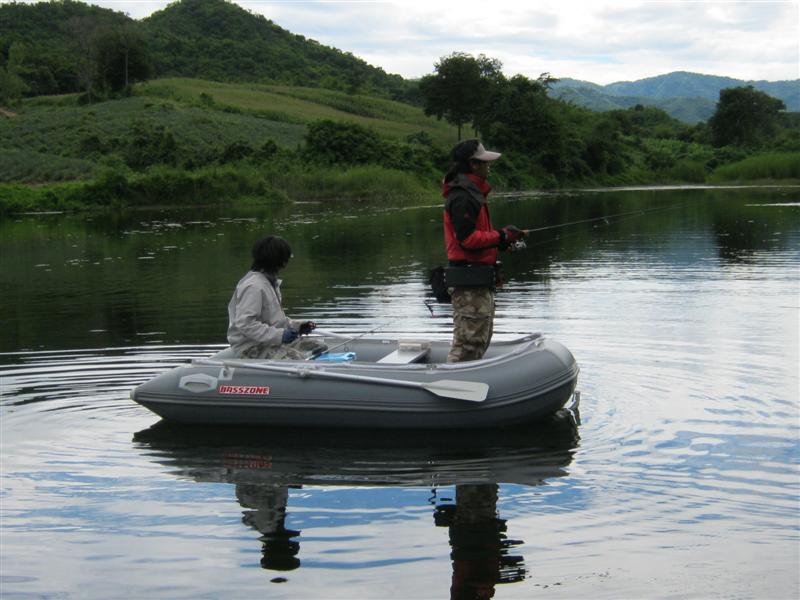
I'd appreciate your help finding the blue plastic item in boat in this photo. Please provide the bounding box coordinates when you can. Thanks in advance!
[314,352,357,362]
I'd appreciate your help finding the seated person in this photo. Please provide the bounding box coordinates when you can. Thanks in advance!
[227,235,325,360]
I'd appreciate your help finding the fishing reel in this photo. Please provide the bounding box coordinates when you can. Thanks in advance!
[511,239,527,251]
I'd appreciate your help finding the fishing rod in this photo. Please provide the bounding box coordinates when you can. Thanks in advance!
[521,202,686,235]
[305,320,399,360]
[425,201,689,309]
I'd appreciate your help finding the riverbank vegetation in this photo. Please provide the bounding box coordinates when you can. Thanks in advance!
[1,0,799,215]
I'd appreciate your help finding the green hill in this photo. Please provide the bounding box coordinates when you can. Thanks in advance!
[0,0,414,100]
[0,77,456,184]
[142,0,411,98]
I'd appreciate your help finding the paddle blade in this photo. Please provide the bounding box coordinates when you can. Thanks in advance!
[424,379,489,402]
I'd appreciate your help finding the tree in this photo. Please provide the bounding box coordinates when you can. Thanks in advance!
[477,73,586,178]
[0,42,29,104]
[709,86,785,148]
[418,52,504,140]
[0,68,27,105]
[64,16,101,101]
[94,24,150,92]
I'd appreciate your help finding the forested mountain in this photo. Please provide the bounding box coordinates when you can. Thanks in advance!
[605,72,798,106]
[551,85,717,124]
[141,0,410,98]
[0,0,413,99]
[551,71,799,123]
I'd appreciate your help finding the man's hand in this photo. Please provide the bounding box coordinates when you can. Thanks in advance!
[299,321,317,335]
[499,225,526,250]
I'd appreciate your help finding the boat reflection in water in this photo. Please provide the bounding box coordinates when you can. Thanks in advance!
[133,405,579,596]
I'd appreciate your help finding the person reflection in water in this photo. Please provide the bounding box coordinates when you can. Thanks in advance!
[236,483,301,572]
[435,484,525,600]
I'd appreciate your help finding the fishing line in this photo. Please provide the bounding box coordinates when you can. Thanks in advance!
[522,201,687,235]
[520,201,689,250]
[425,201,690,312]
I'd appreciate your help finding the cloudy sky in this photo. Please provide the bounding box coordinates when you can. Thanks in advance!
[36,0,800,84]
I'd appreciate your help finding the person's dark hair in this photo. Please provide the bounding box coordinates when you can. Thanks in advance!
[251,236,292,273]
[444,138,481,182]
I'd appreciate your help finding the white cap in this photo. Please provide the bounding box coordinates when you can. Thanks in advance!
[469,143,501,161]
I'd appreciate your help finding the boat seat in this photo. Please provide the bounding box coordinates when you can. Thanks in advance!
[377,341,431,364]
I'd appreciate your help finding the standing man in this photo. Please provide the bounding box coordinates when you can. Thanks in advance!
[442,139,525,362]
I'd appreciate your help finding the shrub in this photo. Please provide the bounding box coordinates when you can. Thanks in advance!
[220,141,254,163]
[253,139,279,162]
[666,160,707,183]
[83,167,131,205]
[122,122,180,170]
[304,119,385,166]
[130,165,196,205]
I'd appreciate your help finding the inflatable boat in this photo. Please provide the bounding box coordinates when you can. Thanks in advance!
[130,332,579,429]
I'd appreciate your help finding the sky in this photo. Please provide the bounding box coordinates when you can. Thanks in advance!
[20,0,800,84]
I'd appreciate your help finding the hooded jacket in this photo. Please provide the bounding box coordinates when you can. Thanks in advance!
[227,270,298,355]
[443,173,502,266]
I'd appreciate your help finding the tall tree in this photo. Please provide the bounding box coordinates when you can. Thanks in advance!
[0,42,29,104]
[418,52,503,140]
[94,24,150,92]
[709,86,785,148]
[63,16,101,100]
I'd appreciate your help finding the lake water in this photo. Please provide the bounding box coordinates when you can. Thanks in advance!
[1,186,798,599]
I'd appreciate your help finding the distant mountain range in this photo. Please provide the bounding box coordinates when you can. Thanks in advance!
[550,72,799,123]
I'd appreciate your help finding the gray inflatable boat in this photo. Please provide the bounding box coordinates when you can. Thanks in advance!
[130,332,579,429]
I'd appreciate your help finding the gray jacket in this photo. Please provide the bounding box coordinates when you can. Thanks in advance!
[226,270,298,355]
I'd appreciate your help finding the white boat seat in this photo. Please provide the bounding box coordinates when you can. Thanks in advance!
[377,341,431,364]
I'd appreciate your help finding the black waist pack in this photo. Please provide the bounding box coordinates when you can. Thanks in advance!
[444,264,495,288]
[429,264,496,303]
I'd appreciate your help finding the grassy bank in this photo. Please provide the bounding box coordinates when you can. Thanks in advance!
[3,152,798,215]
[708,152,800,183]
[0,163,437,214]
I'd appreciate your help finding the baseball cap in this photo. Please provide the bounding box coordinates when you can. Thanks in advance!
[470,142,501,161]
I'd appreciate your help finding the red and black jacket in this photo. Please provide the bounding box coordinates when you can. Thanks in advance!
[443,173,502,266]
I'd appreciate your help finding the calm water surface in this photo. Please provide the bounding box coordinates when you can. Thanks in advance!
[1,186,798,599]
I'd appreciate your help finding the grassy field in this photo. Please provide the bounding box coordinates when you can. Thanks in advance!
[0,78,459,185]
[138,79,457,143]
[0,78,459,213]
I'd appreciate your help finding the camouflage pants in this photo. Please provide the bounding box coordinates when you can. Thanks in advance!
[240,337,327,361]
[447,287,495,363]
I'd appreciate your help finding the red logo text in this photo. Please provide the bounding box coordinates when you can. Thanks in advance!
[218,384,270,396]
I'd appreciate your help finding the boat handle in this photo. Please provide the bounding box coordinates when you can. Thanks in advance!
[179,373,218,393]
